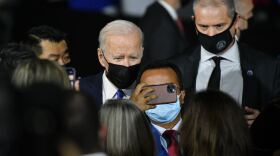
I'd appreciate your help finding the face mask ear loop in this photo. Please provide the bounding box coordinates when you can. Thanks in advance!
[100,49,111,68]
[177,90,182,103]
[222,12,237,44]
[226,12,238,35]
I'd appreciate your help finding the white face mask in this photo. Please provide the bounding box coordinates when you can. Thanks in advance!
[145,96,181,124]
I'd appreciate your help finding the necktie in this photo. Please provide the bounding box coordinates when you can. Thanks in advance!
[162,130,181,156]
[116,89,125,99]
[176,18,185,34]
[208,56,223,90]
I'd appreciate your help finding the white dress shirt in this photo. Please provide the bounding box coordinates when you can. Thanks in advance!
[152,119,182,152]
[196,41,243,105]
[82,152,107,156]
[158,0,178,20]
[102,72,133,104]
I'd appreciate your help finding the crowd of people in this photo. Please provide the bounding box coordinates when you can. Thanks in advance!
[0,0,280,156]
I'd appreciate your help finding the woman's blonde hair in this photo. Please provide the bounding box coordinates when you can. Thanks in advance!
[100,99,155,156]
[12,58,71,89]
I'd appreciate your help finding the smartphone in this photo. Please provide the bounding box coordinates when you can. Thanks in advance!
[144,83,177,105]
[65,67,76,88]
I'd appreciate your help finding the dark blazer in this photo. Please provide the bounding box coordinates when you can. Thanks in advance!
[170,43,280,110]
[150,125,169,156]
[79,72,103,109]
[250,98,280,156]
[140,2,190,66]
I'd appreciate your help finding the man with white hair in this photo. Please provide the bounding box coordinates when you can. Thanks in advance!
[79,20,143,109]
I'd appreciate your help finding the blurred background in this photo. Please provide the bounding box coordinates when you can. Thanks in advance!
[1,0,280,77]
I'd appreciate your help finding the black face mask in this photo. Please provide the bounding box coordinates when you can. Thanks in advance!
[196,13,237,54]
[106,63,140,89]
[102,52,140,89]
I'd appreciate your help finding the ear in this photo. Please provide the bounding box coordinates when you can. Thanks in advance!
[191,15,195,21]
[139,47,144,59]
[234,14,241,30]
[97,48,107,69]
[179,90,186,105]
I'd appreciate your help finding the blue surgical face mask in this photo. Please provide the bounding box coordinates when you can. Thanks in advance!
[145,96,181,124]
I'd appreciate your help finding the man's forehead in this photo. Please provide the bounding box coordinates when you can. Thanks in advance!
[141,68,178,83]
[104,45,142,56]
[107,50,141,56]
[41,40,68,52]
[195,6,231,23]
[41,39,67,45]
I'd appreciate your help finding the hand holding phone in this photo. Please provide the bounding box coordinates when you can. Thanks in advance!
[130,82,157,111]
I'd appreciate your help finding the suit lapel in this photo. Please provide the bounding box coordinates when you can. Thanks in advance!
[150,124,169,156]
[189,47,201,93]
[239,44,260,109]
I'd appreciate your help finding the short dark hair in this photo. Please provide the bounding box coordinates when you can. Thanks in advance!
[11,59,71,89]
[0,43,36,77]
[22,25,67,56]
[137,61,184,89]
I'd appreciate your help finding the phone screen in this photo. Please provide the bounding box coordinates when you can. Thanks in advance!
[65,67,76,88]
[144,83,177,105]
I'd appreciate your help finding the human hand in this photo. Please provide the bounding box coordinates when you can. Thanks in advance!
[74,79,80,91]
[244,106,260,127]
[130,82,157,111]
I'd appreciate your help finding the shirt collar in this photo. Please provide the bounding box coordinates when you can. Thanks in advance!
[102,71,134,99]
[200,40,240,63]
[158,0,178,20]
[152,118,182,135]
[102,71,118,99]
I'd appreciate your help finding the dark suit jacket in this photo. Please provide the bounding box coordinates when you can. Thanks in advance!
[80,72,103,109]
[250,98,280,156]
[140,2,190,66]
[150,125,169,156]
[170,43,280,110]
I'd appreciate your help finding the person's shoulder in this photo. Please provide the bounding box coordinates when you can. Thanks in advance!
[170,45,200,62]
[80,72,103,85]
[141,2,167,25]
[146,1,162,11]
[239,43,280,69]
[239,43,277,62]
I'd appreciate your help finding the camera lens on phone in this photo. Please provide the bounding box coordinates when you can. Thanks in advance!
[167,84,176,93]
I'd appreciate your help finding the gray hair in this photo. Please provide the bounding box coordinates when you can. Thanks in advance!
[100,99,155,156]
[98,20,143,51]
[193,0,236,18]
[11,58,71,89]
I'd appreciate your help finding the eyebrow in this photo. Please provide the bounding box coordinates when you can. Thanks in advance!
[198,23,226,26]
